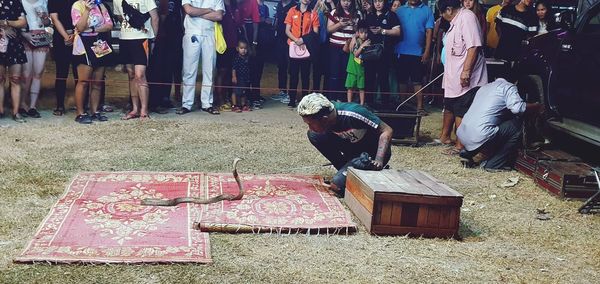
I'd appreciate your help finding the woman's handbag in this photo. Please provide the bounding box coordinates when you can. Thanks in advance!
[28,30,52,47]
[215,22,227,54]
[361,43,383,62]
[289,43,310,59]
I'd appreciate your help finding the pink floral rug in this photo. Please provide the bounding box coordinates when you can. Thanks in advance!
[16,172,356,264]
[197,174,357,234]
[15,172,211,264]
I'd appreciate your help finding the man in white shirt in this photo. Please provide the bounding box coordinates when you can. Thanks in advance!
[114,0,159,119]
[177,0,224,115]
[457,78,543,170]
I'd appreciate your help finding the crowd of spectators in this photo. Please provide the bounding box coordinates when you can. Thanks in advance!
[0,0,555,154]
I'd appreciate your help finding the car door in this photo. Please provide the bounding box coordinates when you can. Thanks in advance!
[562,3,600,127]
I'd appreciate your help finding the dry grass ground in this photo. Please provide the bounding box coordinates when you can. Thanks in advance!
[0,63,599,283]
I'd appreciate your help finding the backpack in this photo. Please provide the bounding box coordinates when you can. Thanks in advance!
[122,0,150,30]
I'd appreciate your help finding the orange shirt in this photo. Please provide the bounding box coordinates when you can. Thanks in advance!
[284,6,319,45]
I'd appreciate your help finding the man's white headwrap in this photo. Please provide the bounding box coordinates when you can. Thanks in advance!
[297,93,335,116]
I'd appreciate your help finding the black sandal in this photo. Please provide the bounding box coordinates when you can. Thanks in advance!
[202,107,220,115]
[53,108,64,116]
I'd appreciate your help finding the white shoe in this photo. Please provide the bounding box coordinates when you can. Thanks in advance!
[271,91,287,101]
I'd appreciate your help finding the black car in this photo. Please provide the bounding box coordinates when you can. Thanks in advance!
[518,0,600,148]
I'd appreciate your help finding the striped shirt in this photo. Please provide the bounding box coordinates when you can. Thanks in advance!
[494,4,537,61]
[327,9,360,48]
[332,102,381,144]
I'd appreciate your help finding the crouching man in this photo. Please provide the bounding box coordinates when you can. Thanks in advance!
[457,78,544,170]
[297,93,393,195]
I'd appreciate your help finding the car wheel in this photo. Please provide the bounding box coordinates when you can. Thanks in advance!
[518,75,548,149]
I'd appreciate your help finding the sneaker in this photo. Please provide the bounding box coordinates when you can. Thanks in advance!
[27,108,41,118]
[91,112,108,122]
[12,113,25,123]
[232,106,242,113]
[271,91,287,100]
[252,101,262,110]
[242,105,252,112]
[287,102,297,108]
[75,113,93,124]
[280,96,290,104]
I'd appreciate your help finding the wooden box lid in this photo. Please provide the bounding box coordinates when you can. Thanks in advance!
[347,168,463,200]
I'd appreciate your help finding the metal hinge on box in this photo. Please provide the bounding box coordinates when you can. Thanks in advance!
[579,167,600,214]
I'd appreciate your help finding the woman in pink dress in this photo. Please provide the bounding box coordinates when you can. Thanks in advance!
[438,0,488,155]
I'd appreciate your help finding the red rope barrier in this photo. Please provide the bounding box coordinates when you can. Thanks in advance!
[48,75,446,97]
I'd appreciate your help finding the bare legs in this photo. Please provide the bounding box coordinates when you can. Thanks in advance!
[0,64,23,117]
[347,89,365,105]
[126,64,149,117]
[75,64,105,116]
[21,49,47,112]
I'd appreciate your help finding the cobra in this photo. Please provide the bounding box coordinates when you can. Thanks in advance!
[141,158,244,206]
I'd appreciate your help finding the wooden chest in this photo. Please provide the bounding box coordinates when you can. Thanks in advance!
[516,149,581,177]
[344,168,463,238]
[533,160,598,199]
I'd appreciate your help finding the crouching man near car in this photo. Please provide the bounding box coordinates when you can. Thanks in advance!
[297,93,393,196]
[457,78,544,170]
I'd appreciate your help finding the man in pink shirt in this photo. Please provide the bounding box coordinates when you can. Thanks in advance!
[439,0,488,154]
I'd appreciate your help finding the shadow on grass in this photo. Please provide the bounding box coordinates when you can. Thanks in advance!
[458,221,485,242]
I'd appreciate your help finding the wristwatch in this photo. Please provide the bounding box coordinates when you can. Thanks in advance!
[382,29,386,35]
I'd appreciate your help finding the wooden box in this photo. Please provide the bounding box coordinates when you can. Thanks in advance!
[533,160,598,199]
[516,149,581,177]
[344,168,463,238]
[374,111,421,146]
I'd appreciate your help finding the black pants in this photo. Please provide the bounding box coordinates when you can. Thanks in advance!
[328,46,348,101]
[245,23,265,101]
[276,36,289,92]
[148,32,183,108]
[288,58,311,106]
[312,42,329,93]
[465,117,522,170]
[52,39,78,110]
[364,54,391,106]
[307,130,391,192]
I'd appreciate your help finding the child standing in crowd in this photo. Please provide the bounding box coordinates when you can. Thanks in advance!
[231,40,251,112]
[20,0,50,119]
[345,21,369,105]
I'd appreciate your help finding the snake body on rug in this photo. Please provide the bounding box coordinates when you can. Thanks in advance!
[141,158,244,206]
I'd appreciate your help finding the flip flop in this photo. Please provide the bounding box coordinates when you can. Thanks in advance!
[426,139,455,147]
[122,112,140,120]
[441,147,461,156]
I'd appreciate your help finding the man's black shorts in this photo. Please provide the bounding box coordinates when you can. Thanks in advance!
[120,39,149,66]
[443,86,480,117]
[396,54,424,84]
